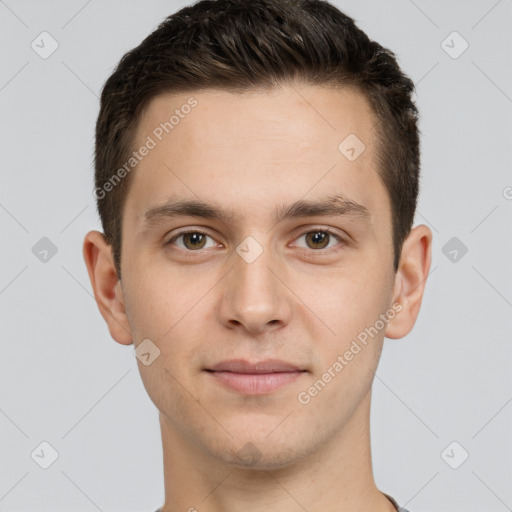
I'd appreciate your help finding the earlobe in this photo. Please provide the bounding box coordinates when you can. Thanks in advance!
[82,230,133,345]
[385,224,432,340]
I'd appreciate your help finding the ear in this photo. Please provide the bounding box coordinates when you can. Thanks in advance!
[385,224,432,339]
[82,230,133,345]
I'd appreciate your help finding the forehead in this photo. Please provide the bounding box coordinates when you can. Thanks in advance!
[136,85,375,151]
[124,84,387,229]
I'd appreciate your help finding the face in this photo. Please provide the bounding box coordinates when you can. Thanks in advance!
[115,85,400,468]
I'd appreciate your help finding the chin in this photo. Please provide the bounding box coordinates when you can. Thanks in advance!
[207,433,312,472]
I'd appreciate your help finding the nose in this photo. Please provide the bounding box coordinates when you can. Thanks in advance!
[217,240,292,335]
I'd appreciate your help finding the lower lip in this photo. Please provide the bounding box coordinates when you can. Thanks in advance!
[206,371,304,394]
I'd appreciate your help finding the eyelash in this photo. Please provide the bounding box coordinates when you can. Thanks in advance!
[165,227,345,255]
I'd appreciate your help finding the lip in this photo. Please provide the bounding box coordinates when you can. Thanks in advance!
[208,359,303,373]
[205,359,306,394]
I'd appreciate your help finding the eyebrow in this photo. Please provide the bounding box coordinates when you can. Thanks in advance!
[142,194,371,228]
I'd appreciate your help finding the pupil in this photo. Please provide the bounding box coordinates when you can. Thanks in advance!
[186,233,205,249]
[308,231,329,249]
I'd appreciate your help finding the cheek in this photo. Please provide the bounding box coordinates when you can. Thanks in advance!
[299,261,392,344]
[296,270,389,419]
[122,258,210,340]
[124,267,215,388]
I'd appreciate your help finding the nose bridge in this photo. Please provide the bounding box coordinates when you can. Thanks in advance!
[220,235,289,332]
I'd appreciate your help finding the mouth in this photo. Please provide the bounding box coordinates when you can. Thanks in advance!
[204,359,307,395]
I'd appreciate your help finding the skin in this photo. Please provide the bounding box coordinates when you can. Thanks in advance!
[83,84,432,512]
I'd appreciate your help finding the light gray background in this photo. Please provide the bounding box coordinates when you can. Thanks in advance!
[1,1,511,511]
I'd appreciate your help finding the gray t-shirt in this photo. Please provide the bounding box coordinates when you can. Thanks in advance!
[384,492,411,511]
[154,494,410,511]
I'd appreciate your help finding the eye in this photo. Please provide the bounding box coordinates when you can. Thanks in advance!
[165,228,344,254]
[167,231,219,251]
[293,229,343,251]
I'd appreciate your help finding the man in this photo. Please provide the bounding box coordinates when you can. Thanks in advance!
[83,1,432,510]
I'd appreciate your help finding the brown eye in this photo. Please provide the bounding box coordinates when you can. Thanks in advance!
[182,232,207,250]
[293,229,343,252]
[167,231,217,251]
[305,231,331,249]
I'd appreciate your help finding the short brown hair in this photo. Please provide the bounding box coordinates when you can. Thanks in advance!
[94,0,420,279]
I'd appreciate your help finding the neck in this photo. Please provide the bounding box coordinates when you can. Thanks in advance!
[158,389,396,512]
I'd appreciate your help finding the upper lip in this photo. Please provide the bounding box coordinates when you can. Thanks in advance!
[207,359,304,373]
